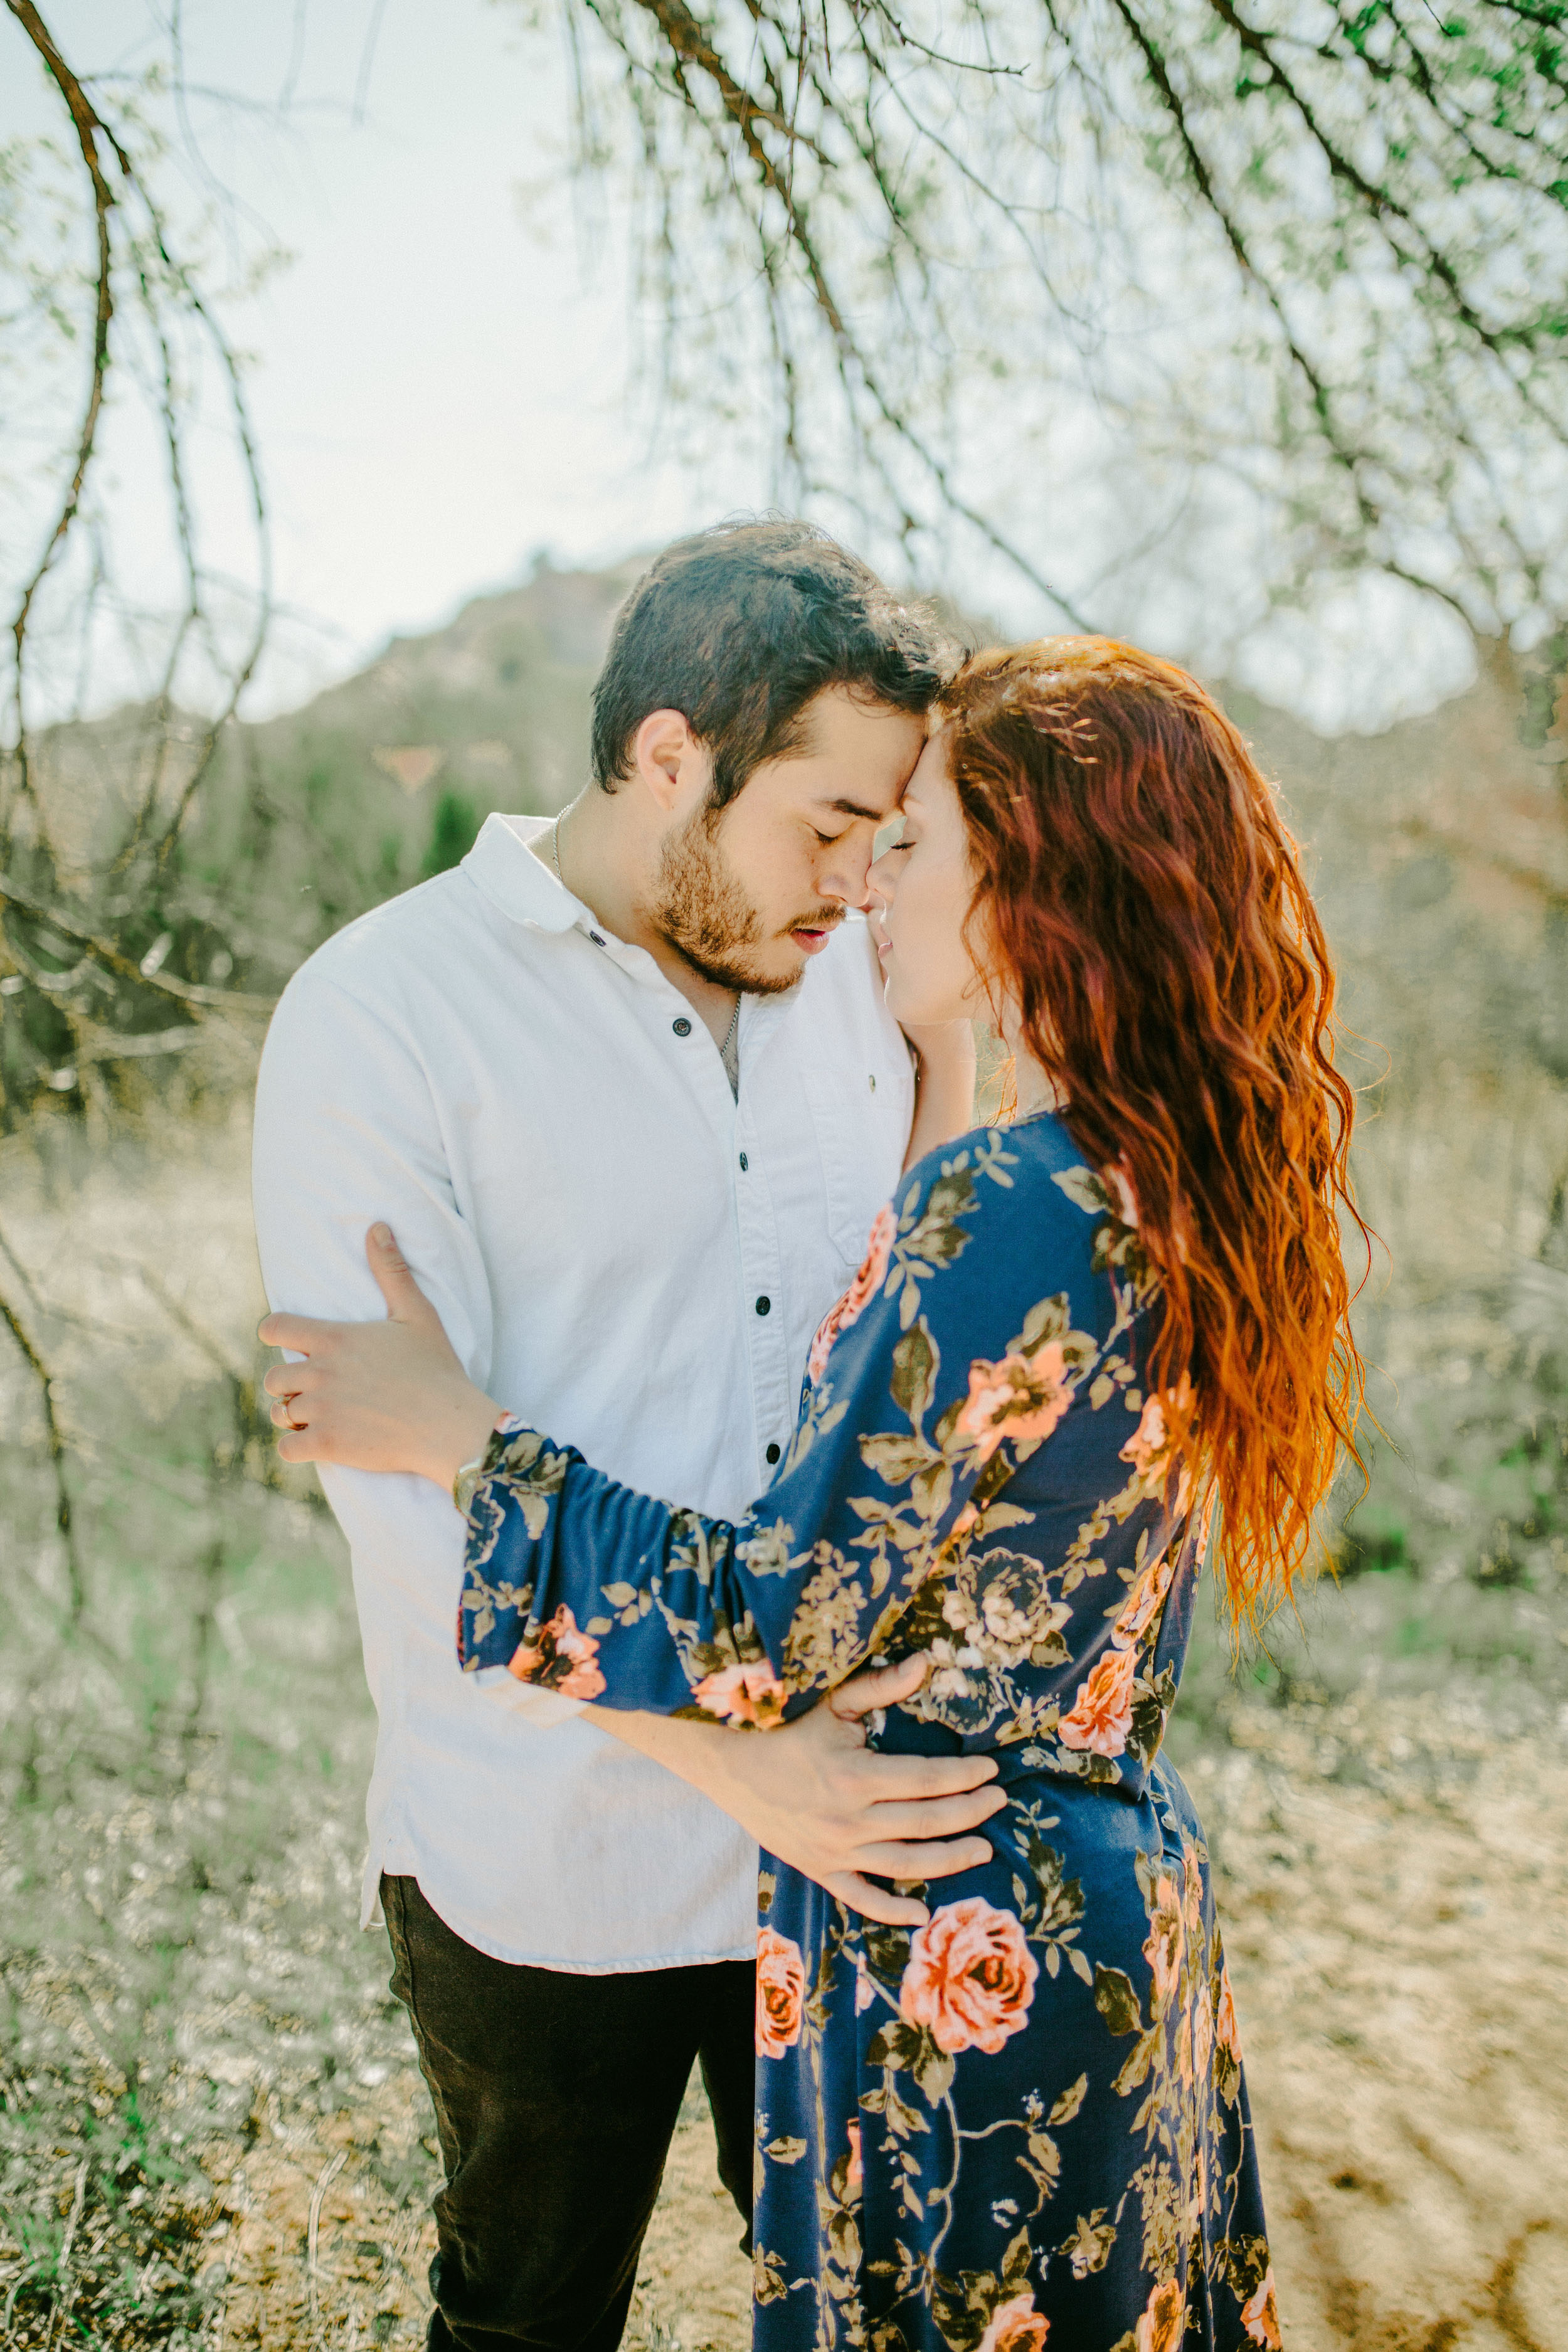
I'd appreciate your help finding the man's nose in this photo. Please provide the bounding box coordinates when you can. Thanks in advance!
[820,831,877,909]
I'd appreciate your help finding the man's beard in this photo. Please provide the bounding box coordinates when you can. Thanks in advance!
[649,807,842,995]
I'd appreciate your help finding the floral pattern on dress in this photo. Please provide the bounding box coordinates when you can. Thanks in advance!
[458,1116,1273,2349]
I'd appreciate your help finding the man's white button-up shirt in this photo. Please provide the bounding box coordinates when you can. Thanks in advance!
[252,813,915,1969]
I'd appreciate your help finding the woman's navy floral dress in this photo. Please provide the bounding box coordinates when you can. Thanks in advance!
[458,1115,1278,2352]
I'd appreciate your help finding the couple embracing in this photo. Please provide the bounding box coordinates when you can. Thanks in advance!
[253,519,1360,2351]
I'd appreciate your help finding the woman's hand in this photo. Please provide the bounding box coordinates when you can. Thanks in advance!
[258,1225,502,1490]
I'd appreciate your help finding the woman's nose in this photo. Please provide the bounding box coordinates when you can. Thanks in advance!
[866,850,896,908]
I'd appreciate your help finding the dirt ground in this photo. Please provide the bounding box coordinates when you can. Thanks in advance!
[637,1690,1568,2352]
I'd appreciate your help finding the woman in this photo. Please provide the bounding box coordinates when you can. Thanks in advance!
[267,639,1365,2349]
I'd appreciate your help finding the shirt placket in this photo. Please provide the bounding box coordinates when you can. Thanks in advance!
[732,995,796,1484]
[587,930,797,1485]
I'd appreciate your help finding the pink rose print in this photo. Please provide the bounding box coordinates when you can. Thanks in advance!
[808,1203,898,1382]
[1240,2269,1281,2348]
[954,1341,1075,1465]
[1112,1549,1173,1649]
[1056,1642,1137,1757]
[1143,1872,1185,2009]
[976,2295,1049,2352]
[1120,1374,1195,1478]
[755,1926,807,2058]
[899,1897,1039,2055]
[1135,2278,1185,2352]
[691,1660,787,1727]
[1182,1840,1204,1944]
[1192,1979,1214,2082]
[1216,1956,1242,2063]
[507,1604,606,1700]
[1121,1394,1169,1477]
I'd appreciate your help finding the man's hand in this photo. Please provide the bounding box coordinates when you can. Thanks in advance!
[590,1653,1008,1926]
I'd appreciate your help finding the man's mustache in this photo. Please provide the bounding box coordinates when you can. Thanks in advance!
[781,908,846,936]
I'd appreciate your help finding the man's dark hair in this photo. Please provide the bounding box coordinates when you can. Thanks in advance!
[591,518,951,809]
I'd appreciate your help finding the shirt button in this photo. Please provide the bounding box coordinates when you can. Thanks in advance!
[672,1017,692,1036]
[589,931,606,946]
[765,1442,781,1465]
[755,1295,771,1316]
[738,1152,749,1172]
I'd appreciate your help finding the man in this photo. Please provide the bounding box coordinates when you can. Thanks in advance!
[252,520,1001,2352]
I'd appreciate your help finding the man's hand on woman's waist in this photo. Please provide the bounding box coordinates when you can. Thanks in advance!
[590,1654,1007,1929]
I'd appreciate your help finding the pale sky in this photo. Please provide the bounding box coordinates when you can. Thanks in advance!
[3,0,1479,731]
[4,0,768,715]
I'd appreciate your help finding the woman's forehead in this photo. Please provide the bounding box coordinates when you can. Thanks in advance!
[900,728,953,809]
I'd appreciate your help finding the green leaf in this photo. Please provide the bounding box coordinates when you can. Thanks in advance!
[1049,2072,1089,2126]
[1002,2225,1034,2286]
[891,1320,938,1419]
[1093,1963,1144,2037]
[859,1432,938,1488]
[1019,1291,1071,1351]
[1113,2025,1160,2097]
[517,1490,551,1539]
[911,1460,953,1522]
[977,1500,1034,1534]
[1052,1166,1113,1217]
[909,2030,955,2104]
[867,2021,921,2071]
[862,1924,912,1984]
[927,1171,975,1221]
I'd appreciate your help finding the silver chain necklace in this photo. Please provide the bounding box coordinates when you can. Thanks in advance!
[555,811,740,1093]
[719,996,741,1098]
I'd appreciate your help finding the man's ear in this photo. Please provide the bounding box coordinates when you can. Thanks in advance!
[632,708,710,817]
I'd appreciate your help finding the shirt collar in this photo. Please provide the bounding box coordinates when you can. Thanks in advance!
[462,812,582,935]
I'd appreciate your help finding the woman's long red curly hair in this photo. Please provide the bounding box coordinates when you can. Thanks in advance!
[938,638,1369,1629]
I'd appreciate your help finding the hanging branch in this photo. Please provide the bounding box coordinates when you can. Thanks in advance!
[2,0,130,838]
[0,1268,84,1620]
[1,1,276,1125]
[554,0,1568,639]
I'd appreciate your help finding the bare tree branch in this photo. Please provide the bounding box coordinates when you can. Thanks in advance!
[3,0,129,839]
[0,1253,83,1621]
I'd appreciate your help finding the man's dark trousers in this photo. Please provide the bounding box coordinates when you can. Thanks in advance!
[383,1875,756,2352]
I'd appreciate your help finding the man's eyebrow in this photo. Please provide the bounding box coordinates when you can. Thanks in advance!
[818,795,889,821]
